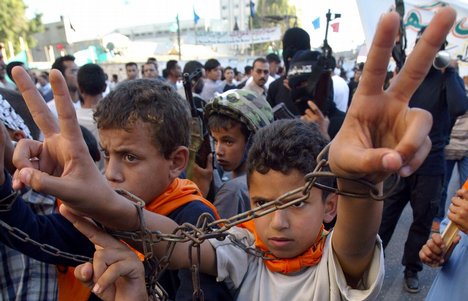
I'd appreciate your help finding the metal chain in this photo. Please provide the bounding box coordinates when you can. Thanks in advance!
[0,144,400,300]
[0,219,92,263]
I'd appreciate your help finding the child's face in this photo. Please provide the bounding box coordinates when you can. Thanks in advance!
[249,169,326,258]
[211,123,247,172]
[99,122,173,204]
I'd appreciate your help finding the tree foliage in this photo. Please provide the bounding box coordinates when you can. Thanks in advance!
[251,0,297,54]
[0,0,43,54]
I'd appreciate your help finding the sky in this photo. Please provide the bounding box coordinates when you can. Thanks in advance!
[24,0,366,52]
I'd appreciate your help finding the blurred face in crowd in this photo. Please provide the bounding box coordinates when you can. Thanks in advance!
[169,63,182,79]
[269,61,279,76]
[211,121,247,173]
[64,60,79,93]
[126,64,139,80]
[143,63,158,79]
[206,66,222,81]
[224,68,234,83]
[252,61,269,88]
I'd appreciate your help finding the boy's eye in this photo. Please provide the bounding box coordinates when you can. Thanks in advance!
[101,150,109,159]
[292,201,305,208]
[124,154,137,162]
[254,200,268,207]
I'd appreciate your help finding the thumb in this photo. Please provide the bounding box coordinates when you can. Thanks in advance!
[16,167,62,194]
[74,262,95,288]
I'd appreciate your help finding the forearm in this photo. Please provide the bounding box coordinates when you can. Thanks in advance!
[0,172,94,265]
[332,180,383,284]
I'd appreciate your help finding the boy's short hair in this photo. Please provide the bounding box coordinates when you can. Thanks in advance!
[125,62,137,69]
[51,55,76,76]
[207,113,250,140]
[266,53,281,64]
[204,58,221,71]
[94,79,191,158]
[77,63,107,95]
[247,119,333,197]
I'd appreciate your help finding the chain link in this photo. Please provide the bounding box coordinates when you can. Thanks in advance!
[0,144,400,300]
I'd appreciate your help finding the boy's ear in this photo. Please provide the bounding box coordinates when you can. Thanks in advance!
[168,146,189,179]
[323,193,338,224]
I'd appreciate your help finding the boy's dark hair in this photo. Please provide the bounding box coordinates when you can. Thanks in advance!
[125,62,137,69]
[247,119,333,197]
[244,65,252,75]
[77,63,107,95]
[266,53,281,64]
[207,113,250,140]
[166,60,178,71]
[80,125,101,162]
[204,58,221,71]
[183,60,203,75]
[252,57,267,68]
[51,55,76,75]
[224,66,233,72]
[94,79,190,159]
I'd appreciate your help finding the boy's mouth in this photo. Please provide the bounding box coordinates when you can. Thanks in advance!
[268,237,293,248]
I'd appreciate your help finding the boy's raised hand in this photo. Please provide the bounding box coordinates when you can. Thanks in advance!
[329,7,456,184]
[61,206,148,301]
[11,67,112,212]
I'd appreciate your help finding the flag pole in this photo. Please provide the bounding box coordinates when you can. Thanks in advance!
[176,14,182,61]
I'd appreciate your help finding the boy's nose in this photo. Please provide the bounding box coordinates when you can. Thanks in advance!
[104,160,124,183]
[270,209,289,231]
[215,144,224,157]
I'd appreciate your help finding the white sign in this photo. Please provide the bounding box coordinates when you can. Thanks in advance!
[356,0,468,58]
[196,27,281,45]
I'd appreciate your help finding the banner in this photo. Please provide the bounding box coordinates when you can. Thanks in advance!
[403,0,468,58]
[356,0,468,58]
[196,27,281,45]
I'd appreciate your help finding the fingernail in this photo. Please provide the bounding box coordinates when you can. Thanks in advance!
[92,284,101,294]
[399,165,413,177]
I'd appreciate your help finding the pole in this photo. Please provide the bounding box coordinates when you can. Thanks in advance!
[324,9,331,50]
[176,14,182,61]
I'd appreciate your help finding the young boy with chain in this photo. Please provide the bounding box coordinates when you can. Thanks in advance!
[0,79,231,300]
[9,6,456,301]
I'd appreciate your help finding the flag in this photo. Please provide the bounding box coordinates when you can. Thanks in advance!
[331,22,340,32]
[249,0,255,17]
[193,8,200,25]
[312,17,320,29]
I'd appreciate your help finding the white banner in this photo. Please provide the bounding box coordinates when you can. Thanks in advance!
[196,27,281,45]
[356,0,468,58]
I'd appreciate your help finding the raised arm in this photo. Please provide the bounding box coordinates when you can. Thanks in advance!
[11,67,218,275]
[329,7,456,285]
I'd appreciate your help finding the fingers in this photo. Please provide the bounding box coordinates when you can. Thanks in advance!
[60,205,124,249]
[12,67,59,136]
[358,12,400,95]
[74,262,95,288]
[12,139,43,170]
[393,108,433,176]
[49,70,83,141]
[419,233,445,266]
[388,7,456,101]
[447,196,468,233]
[92,249,144,294]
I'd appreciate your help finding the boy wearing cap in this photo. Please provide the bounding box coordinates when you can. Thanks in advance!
[9,7,458,301]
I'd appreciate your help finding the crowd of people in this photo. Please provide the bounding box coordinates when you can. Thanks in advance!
[0,6,466,301]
